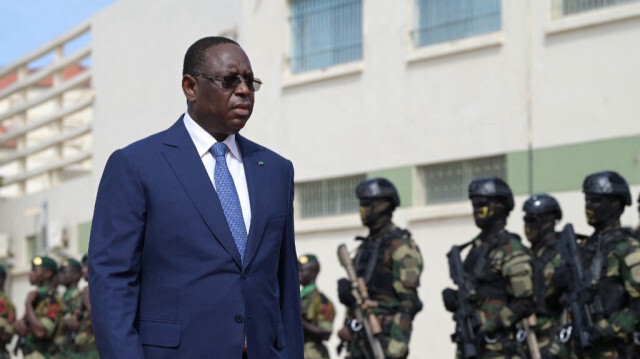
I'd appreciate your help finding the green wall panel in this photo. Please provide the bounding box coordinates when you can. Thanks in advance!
[367,167,414,207]
[508,135,640,195]
[77,222,91,255]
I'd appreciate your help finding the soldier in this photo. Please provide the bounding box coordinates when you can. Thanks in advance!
[337,178,423,359]
[60,255,97,359]
[0,264,16,359]
[56,259,83,356]
[522,194,571,358]
[13,256,64,359]
[299,254,335,359]
[578,170,640,358]
[442,177,534,358]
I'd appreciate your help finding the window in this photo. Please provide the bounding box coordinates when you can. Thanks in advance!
[296,174,365,218]
[26,234,40,261]
[558,0,639,16]
[413,0,501,47]
[419,155,506,205]
[289,0,363,73]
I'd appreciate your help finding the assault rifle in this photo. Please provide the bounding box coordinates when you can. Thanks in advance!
[446,244,478,359]
[337,244,385,359]
[555,223,592,353]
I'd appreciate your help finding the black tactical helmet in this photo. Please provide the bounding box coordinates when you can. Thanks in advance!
[523,194,562,220]
[468,177,514,211]
[355,178,400,207]
[582,170,631,206]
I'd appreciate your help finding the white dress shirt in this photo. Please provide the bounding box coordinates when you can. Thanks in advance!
[183,112,251,234]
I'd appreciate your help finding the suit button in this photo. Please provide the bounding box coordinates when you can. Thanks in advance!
[235,314,244,323]
[242,271,248,279]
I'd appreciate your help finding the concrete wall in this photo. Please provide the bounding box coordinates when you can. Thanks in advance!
[1,0,640,357]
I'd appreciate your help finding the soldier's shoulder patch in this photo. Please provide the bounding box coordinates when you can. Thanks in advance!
[320,303,335,322]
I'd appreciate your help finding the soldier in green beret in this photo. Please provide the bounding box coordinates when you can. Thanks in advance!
[0,264,16,359]
[55,259,83,355]
[299,254,335,359]
[63,255,98,359]
[13,256,64,359]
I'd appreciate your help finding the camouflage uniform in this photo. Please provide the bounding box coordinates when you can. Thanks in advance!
[578,227,640,359]
[55,287,82,355]
[521,194,572,358]
[346,223,423,359]
[301,284,335,359]
[66,300,99,359]
[0,288,15,359]
[22,285,64,359]
[529,239,572,358]
[457,231,533,359]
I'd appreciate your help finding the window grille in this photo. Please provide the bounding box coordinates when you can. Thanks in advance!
[556,0,639,16]
[289,0,363,73]
[420,155,506,205]
[296,174,365,218]
[413,0,501,47]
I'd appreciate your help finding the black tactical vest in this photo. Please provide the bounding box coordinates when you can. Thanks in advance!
[579,227,636,317]
[464,230,518,303]
[531,237,563,317]
[354,227,411,299]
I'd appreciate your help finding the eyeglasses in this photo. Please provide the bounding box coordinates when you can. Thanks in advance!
[192,73,262,92]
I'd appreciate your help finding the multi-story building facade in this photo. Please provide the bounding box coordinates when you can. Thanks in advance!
[1,0,639,356]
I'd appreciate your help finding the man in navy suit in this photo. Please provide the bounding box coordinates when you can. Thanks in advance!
[89,36,304,359]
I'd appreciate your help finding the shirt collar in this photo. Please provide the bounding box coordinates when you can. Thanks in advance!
[183,111,242,161]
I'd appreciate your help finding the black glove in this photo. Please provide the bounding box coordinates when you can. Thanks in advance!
[337,278,356,307]
[552,264,572,290]
[586,326,603,346]
[442,287,459,313]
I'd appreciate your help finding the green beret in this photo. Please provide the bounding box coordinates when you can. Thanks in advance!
[60,258,82,270]
[32,256,58,273]
[299,254,319,265]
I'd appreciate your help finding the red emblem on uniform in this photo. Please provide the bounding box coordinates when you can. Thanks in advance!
[320,303,335,321]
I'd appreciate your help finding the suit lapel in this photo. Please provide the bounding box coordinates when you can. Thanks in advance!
[161,118,242,268]
[237,135,269,269]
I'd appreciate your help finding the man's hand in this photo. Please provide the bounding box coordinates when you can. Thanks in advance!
[13,317,27,336]
[337,325,353,342]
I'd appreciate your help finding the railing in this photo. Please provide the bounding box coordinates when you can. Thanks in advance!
[551,0,640,17]
[0,21,94,197]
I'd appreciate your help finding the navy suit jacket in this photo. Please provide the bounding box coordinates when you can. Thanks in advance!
[89,117,304,358]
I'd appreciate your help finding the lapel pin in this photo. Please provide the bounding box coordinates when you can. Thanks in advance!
[258,161,264,166]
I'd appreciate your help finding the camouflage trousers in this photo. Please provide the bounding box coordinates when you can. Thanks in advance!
[525,327,574,359]
[582,347,628,359]
[455,331,526,359]
[24,351,56,359]
[304,341,330,359]
[346,312,412,359]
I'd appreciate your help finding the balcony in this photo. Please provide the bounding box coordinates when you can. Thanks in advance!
[0,21,94,198]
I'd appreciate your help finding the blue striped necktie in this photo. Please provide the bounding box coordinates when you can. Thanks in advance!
[210,142,247,263]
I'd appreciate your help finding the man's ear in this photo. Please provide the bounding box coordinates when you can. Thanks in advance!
[43,269,55,281]
[182,74,197,103]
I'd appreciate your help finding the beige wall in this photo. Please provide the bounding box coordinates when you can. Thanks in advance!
[1,0,640,357]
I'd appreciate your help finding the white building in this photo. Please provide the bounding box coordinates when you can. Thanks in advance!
[1,0,639,357]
